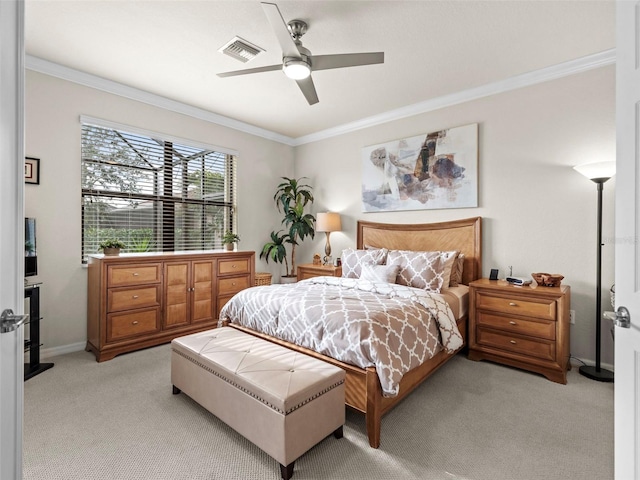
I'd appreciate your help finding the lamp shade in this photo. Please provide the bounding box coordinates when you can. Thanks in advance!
[316,212,341,232]
[573,161,616,181]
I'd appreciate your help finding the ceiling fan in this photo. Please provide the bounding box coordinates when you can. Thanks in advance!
[217,2,384,105]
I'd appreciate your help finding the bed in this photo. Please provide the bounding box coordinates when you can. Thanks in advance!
[221,216,482,448]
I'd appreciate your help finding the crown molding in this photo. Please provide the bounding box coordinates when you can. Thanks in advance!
[293,48,616,146]
[25,55,297,146]
[26,49,615,148]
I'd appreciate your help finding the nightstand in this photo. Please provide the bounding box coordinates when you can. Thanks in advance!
[468,278,571,384]
[297,263,342,281]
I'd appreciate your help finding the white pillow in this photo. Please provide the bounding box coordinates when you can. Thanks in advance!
[360,263,400,283]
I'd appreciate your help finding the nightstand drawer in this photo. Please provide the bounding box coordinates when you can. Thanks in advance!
[297,264,342,281]
[476,292,556,320]
[476,312,555,340]
[477,328,555,361]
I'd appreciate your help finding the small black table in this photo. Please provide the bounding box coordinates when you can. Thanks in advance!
[24,283,54,380]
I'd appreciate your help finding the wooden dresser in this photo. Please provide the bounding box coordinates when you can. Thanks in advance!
[87,251,254,362]
[296,263,342,281]
[468,278,571,384]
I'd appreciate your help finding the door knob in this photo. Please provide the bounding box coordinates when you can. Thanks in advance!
[604,306,631,329]
[1,309,29,333]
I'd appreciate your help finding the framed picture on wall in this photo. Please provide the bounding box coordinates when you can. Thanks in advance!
[361,123,478,212]
[25,157,40,185]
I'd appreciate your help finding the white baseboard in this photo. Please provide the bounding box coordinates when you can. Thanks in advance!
[31,342,87,361]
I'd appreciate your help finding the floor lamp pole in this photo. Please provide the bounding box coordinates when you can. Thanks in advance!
[579,178,614,382]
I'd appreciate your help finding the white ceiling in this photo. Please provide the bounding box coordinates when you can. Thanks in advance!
[25,0,615,140]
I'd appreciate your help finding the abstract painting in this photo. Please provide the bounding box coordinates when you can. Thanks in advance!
[362,123,478,212]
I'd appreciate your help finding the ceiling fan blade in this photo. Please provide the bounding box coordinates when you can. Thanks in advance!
[312,52,384,71]
[296,76,319,105]
[217,64,282,78]
[261,2,301,59]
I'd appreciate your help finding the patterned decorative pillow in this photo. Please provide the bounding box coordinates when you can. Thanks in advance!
[360,263,400,283]
[449,253,465,287]
[387,250,458,292]
[341,248,388,278]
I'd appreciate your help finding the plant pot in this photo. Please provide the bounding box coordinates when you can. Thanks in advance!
[224,243,234,251]
[103,247,121,256]
[280,275,297,284]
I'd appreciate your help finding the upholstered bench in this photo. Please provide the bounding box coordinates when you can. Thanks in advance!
[171,327,345,480]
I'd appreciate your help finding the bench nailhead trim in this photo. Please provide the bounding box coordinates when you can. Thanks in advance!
[173,348,344,415]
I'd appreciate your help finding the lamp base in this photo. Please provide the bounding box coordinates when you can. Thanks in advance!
[578,365,614,382]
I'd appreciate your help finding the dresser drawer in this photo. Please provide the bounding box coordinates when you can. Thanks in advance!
[476,328,555,361]
[107,286,161,312]
[218,275,250,295]
[476,312,555,340]
[476,291,556,320]
[218,258,250,276]
[107,308,160,342]
[108,263,162,287]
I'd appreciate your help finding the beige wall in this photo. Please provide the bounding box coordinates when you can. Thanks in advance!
[25,70,294,354]
[295,66,616,367]
[26,65,616,368]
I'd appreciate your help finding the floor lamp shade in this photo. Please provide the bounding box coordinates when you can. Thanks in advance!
[573,160,616,382]
[316,212,342,264]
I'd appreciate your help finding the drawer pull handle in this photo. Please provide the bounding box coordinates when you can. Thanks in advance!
[133,273,139,276]
[509,321,517,325]
[132,321,139,325]
[509,302,517,306]
[510,340,517,344]
[232,282,236,286]
[232,264,237,268]
[132,295,139,299]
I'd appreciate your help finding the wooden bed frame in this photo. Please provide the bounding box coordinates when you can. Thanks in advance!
[228,216,482,448]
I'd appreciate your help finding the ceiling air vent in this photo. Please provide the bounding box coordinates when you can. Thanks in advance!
[219,36,264,63]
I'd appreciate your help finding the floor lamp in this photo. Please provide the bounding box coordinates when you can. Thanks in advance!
[573,160,616,382]
[316,212,341,265]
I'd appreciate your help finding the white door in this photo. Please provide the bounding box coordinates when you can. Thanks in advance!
[615,1,640,478]
[0,0,25,479]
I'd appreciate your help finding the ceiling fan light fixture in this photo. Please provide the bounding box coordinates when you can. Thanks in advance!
[283,59,311,80]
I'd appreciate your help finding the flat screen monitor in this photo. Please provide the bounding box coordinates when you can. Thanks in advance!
[25,218,37,277]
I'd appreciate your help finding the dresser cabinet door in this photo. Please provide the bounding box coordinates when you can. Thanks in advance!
[191,260,215,324]
[164,262,191,328]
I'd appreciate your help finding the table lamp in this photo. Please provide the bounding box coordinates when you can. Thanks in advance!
[316,212,342,265]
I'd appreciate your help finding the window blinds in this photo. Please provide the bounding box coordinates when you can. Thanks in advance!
[81,123,236,262]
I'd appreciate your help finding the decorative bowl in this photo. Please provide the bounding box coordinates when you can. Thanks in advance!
[531,273,564,287]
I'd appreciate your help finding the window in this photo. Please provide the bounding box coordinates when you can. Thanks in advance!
[81,118,236,263]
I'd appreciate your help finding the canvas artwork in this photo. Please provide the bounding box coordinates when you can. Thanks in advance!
[362,123,478,212]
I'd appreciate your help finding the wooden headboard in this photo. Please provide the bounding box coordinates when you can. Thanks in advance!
[356,217,482,286]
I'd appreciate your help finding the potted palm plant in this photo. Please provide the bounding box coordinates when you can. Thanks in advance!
[260,177,315,282]
[222,231,241,251]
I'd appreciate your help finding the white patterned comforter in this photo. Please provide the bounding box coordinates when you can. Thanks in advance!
[219,276,463,397]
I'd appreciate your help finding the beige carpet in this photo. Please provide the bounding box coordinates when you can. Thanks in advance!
[23,345,613,480]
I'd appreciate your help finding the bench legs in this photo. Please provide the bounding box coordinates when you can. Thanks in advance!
[280,462,294,480]
[279,427,343,480]
[172,385,181,394]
